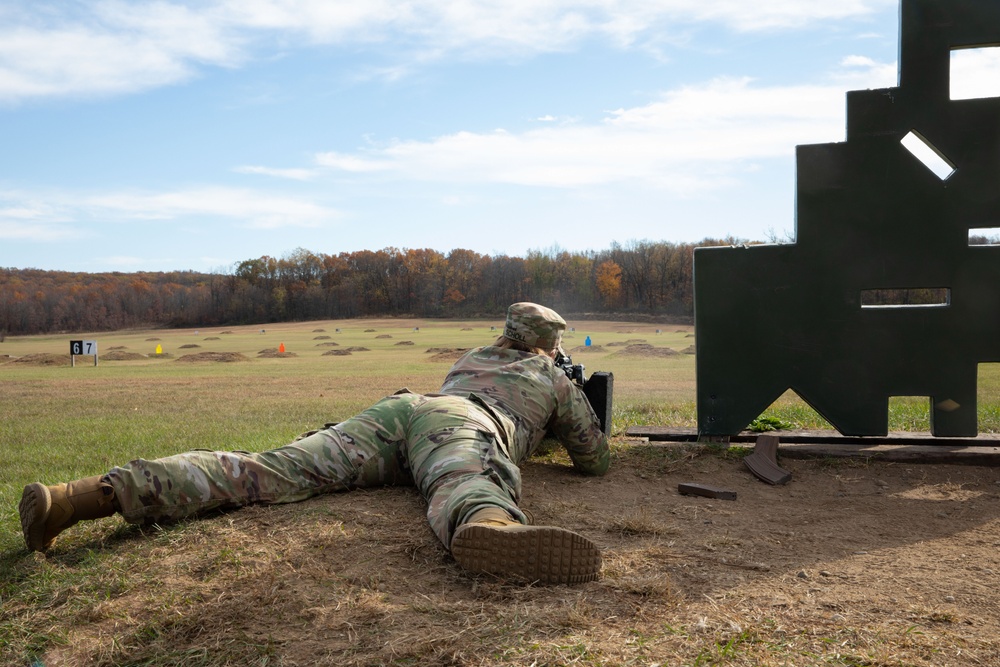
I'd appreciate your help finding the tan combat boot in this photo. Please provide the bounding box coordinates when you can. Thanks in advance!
[450,507,602,584]
[19,476,116,552]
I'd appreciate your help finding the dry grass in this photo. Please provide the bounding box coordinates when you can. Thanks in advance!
[8,447,999,666]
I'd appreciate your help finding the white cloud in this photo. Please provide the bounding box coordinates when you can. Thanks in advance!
[219,0,897,46]
[836,54,897,87]
[841,55,877,68]
[234,165,317,180]
[313,59,896,193]
[0,0,897,103]
[0,194,84,242]
[670,0,895,31]
[0,2,241,103]
[0,220,83,242]
[0,186,341,239]
[85,187,340,229]
[314,151,395,172]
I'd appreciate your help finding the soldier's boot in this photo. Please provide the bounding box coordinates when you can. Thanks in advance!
[19,476,116,552]
[450,506,601,584]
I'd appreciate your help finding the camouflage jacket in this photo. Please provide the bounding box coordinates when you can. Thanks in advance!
[438,346,609,476]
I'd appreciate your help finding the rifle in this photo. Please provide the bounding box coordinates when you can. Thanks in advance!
[555,351,614,437]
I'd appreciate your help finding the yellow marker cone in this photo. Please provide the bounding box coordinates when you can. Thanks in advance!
[279,343,286,353]
[155,344,163,355]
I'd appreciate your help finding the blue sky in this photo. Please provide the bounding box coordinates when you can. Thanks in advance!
[0,0,956,273]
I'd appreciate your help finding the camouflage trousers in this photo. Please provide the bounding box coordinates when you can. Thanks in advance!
[104,392,528,548]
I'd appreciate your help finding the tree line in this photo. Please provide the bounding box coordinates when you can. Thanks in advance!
[1,240,735,336]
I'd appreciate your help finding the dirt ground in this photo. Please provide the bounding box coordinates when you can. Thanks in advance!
[26,440,1000,666]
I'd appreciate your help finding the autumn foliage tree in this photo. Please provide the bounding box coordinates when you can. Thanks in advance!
[0,239,739,335]
[594,260,623,308]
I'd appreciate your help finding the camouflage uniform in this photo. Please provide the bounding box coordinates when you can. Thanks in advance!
[105,345,608,548]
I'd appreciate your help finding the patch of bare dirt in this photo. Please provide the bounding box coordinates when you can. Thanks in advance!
[9,353,70,366]
[375,334,393,339]
[607,339,648,347]
[175,352,250,363]
[343,347,370,353]
[620,344,678,357]
[203,336,221,341]
[395,341,415,346]
[461,327,474,331]
[568,345,605,353]
[102,351,148,361]
[322,349,352,356]
[364,329,377,332]
[25,444,1000,666]
[145,337,160,341]
[257,349,297,359]
[178,344,201,349]
[108,345,127,350]
[428,348,471,362]
[681,345,696,354]
[313,329,326,333]
[314,335,332,340]
[316,342,340,347]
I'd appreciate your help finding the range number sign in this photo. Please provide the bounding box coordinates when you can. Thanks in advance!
[70,340,98,356]
[69,339,99,366]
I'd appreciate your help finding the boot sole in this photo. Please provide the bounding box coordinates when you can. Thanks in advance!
[451,524,601,584]
[19,483,52,552]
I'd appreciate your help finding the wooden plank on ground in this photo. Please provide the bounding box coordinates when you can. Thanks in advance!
[677,482,737,500]
[626,426,1000,447]
[627,430,1000,465]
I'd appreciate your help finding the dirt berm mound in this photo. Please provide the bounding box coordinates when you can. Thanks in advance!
[620,343,678,357]
[257,349,297,358]
[176,352,250,363]
[568,345,605,353]
[9,353,70,366]
[103,351,148,361]
[428,348,470,362]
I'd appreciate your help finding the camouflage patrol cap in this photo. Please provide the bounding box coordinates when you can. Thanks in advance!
[503,302,566,350]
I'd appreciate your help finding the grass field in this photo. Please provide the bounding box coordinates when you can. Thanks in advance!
[0,317,704,549]
[3,318,1000,665]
